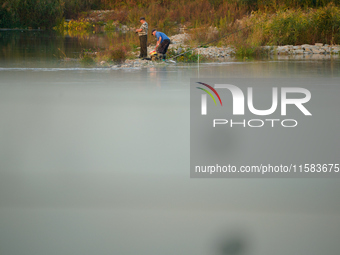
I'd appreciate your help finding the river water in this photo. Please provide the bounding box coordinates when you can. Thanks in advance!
[1,31,340,255]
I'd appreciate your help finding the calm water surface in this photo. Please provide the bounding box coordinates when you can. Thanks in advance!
[1,31,340,255]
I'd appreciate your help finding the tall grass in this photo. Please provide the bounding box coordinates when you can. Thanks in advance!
[235,4,340,46]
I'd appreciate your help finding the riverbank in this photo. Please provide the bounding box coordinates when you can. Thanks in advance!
[104,53,340,69]
[94,40,340,69]
[163,34,340,57]
[68,4,340,64]
[91,31,340,68]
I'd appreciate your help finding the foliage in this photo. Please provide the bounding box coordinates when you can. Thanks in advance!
[94,43,132,63]
[108,47,127,63]
[80,53,95,65]
[2,0,340,52]
[0,0,63,29]
[104,21,117,31]
[239,4,340,46]
[67,19,94,32]
[235,44,272,59]
[167,48,206,62]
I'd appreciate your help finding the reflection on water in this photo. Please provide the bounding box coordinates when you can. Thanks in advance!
[1,32,340,255]
[0,30,140,68]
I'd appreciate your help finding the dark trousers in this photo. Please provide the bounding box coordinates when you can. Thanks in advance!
[139,35,147,58]
[157,39,170,55]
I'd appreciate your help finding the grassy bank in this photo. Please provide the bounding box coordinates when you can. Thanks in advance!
[234,3,340,46]
[2,0,340,62]
[79,4,340,63]
[186,4,340,50]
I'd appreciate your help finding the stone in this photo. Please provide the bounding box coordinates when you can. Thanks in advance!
[295,50,304,54]
[324,48,331,53]
[315,43,323,47]
[312,49,324,54]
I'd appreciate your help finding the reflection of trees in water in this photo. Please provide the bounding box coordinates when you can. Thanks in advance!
[0,30,138,61]
[0,31,66,60]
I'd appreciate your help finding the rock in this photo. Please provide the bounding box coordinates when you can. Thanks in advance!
[312,49,325,54]
[169,33,190,44]
[315,43,323,47]
[295,50,304,54]
[324,48,331,54]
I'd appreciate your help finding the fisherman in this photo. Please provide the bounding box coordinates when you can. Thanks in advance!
[152,29,170,59]
[135,17,148,59]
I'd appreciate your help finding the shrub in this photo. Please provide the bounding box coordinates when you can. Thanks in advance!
[80,54,95,65]
[263,4,340,45]
[0,0,63,29]
[168,48,205,62]
[235,44,272,59]
[224,4,340,47]
[106,44,131,63]
[67,19,93,32]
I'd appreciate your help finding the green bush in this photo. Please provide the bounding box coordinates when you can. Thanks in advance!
[0,1,20,28]
[80,54,95,65]
[0,0,63,29]
[235,44,272,59]
[168,48,205,62]
[67,19,93,31]
[108,45,130,63]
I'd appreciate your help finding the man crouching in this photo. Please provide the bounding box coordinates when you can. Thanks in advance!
[152,29,170,60]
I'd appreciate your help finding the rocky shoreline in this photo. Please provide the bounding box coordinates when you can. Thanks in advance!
[106,34,340,69]
[103,33,340,68]
[143,33,340,59]
[167,33,340,57]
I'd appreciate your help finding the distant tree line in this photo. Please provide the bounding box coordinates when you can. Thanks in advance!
[1,0,340,29]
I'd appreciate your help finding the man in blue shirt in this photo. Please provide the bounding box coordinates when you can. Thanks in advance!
[152,29,171,59]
